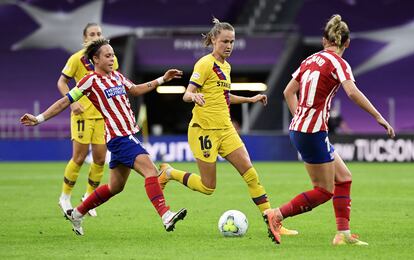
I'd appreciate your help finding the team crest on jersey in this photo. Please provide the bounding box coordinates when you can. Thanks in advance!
[203,150,210,158]
[104,85,126,99]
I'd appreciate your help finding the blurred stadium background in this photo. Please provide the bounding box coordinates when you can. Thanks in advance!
[0,0,413,162]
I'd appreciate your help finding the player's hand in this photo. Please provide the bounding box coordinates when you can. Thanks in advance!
[376,116,395,138]
[250,94,267,106]
[20,113,38,126]
[191,93,205,106]
[163,69,183,82]
[70,102,84,115]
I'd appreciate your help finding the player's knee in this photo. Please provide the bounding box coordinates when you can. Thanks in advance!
[200,183,215,195]
[72,154,87,165]
[109,183,125,195]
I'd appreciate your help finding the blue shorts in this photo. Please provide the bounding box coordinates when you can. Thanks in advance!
[289,130,334,164]
[107,135,149,169]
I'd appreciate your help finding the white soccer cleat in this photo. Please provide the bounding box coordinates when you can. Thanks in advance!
[162,208,187,232]
[58,195,72,218]
[81,195,97,217]
[66,209,84,236]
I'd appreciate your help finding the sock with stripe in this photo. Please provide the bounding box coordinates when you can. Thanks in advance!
[242,167,270,213]
[279,186,333,218]
[145,176,170,217]
[170,168,215,195]
[77,184,113,215]
[86,162,105,195]
[333,181,352,231]
[62,159,81,195]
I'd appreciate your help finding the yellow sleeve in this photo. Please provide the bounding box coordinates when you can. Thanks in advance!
[189,59,210,88]
[113,55,119,71]
[61,54,78,79]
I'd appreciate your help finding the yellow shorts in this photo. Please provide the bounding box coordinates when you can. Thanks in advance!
[188,125,244,163]
[70,115,105,145]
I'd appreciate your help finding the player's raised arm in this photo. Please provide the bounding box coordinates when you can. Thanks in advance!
[20,96,72,126]
[128,69,183,96]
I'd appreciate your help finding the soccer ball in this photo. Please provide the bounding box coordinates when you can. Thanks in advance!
[218,210,248,237]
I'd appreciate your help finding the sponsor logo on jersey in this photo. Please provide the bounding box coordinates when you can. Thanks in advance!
[104,85,126,99]
[213,62,227,80]
[191,72,200,80]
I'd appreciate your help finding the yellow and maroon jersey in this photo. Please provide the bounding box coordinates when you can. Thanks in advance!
[61,48,119,119]
[189,54,232,129]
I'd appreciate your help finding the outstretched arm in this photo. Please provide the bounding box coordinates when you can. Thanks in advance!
[229,93,267,105]
[283,78,300,116]
[20,96,71,126]
[57,75,84,115]
[128,69,183,96]
[342,80,395,138]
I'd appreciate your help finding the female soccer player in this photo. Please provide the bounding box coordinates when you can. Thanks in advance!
[21,39,186,236]
[264,14,395,245]
[57,23,116,217]
[158,18,297,238]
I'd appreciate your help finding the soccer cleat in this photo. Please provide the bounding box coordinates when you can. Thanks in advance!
[66,209,84,236]
[280,226,299,236]
[81,195,97,217]
[162,208,187,232]
[332,233,369,246]
[263,209,282,244]
[158,163,172,190]
[58,196,72,218]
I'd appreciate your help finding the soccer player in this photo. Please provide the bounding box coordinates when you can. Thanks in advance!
[263,14,395,245]
[158,18,298,239]
[57,23,117,217]
[20,39,186,236]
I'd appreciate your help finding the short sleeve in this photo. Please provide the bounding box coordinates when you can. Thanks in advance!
[76,74,94,95]
[292,66,301,82]
[189,59,210,88]
[116,71,134,90]
[62,55,77,79]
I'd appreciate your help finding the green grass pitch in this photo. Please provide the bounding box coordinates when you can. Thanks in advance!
[0,162,413,259]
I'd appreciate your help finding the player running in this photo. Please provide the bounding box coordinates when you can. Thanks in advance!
[263,14,395,245]
[158,18,298,240]
[57,23,118,217]
[21,39,186,236]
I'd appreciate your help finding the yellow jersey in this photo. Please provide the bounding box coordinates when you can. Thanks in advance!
[189,54,232,129]
[61,49,119,119]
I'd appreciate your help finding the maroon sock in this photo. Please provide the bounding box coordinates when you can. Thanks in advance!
[333,181,352,231]
[77,184,113,215]
[145,176,169,217]
[279,186,333,218]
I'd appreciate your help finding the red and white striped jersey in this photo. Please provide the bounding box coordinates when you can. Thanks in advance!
[289,50,354,133]
[76,70,139,142]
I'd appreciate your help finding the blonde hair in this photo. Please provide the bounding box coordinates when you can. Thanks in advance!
[202,17,234,47]
[323,14,350,50]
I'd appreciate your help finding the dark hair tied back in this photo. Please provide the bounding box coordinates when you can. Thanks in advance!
[85,38,110,64]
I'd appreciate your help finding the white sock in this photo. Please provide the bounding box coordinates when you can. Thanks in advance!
[338,230,351,236]
[73,208,84,218]
[60,193,71,200]
[161,210,173,223]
